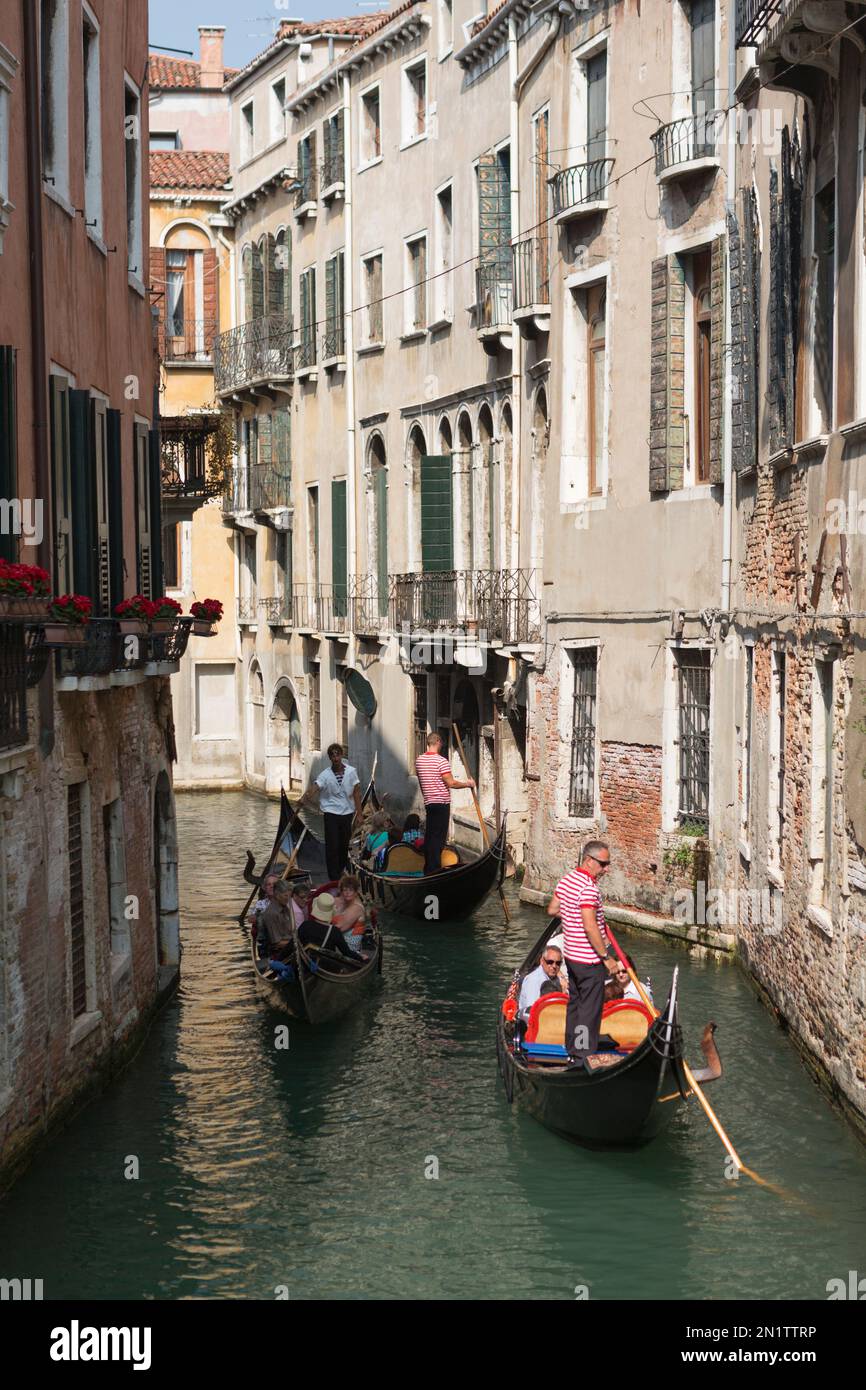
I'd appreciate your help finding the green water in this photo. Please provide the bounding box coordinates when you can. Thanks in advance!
[1,790,865,1300]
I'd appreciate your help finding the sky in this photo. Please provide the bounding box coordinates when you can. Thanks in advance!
[147,0,389,68]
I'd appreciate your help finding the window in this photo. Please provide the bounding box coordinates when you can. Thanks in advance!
[768,650,786,879]
[362,253,383,344]
[103,799,130,963]
[124,79,143,281]
[369,437,388,617]
[241,100,255,162]
[0,43,19,247]
[810,660,834,912]
[307,485,319,589]
[270,78,286,144]
[275,527,292,603]
[587,285,606,497]
[405,234,427,333]
[476,146,511,325]
[82,6,102,238]
[133,421,152,597]
[691,248,712,483]
[240,531,256,620]
[402,59,427,144]
[323,110,344,190]
[88,397,111,613]
[49,374,72,592]
[690,0,716,126]
[297,131,317,206]
[332,478,347,618]
[568,648,597,817]
[324,251,345,360]
[165,248,208,359]
[740,644,753,840]
[149,130,179,150]
[532,109,550,299]
[438,0,454,58]
[67,781,93,1020]
[337,670,350,754]
[586,50,607,164]
[309,664,321,751]
[41,0,70,203]
[676,649,711,825]
[163,522,181,589]
[360,85,381,164]
[0,347,17,562]
[814,179,836,432]
[299,266,317,368]
[412,674,428,759]
[433,185,453,323]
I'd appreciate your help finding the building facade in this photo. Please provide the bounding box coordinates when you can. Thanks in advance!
[0,0,182,1188]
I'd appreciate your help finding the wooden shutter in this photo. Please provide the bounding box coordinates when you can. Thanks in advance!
[91,401,111,613]
[242,246,253,323]
[202,247,218,350]
[325,256,336,333]
[331,479,347,615]
[375,465,388,616]
[252,241,265,319]
[370,256,383,341]
[649,256,686,492]
[106,408,124,609]
[690,0,716,110]
[707,234,726,485]
[420,455,453,572]
[148,427,164,598]
[69,389,95,599]
[133,422,151,598]
[267,234,279,317]
[586,53,607,160]
[0,348,17,563]
[50,376,72,593]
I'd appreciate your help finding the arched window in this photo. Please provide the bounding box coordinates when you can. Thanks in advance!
[241,245,253,323]
[477,404,496,570]
[272,228,292,318]
[438,417,453,454]
[251,238,265,320]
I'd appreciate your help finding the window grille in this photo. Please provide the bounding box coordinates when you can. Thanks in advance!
[568,649,597,817]
[677,649,711,823]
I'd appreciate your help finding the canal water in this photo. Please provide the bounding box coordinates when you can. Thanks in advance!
[2,789,866,1301]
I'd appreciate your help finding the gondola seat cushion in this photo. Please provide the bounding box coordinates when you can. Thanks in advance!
[525,992,569,1044]
[520,1041,569,1059]
[600,999,655,1050]
[382,843,425,874]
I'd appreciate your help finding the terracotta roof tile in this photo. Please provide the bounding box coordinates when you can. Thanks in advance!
[278,16,386,39]
[470,0,510,37]
[148,52,240,91]
[149,150,232,192]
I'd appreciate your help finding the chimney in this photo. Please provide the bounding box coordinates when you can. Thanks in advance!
[199,26,226,88]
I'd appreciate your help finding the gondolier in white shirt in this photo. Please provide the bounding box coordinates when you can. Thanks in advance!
[547,841,619,1062]
[301,743,363,882]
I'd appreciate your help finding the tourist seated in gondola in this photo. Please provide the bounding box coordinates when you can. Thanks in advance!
[333,874,368,955]
[617,953,653,1004]
[401,813,424,847]
[299,891,369,962]
[518,944,565,1021]
[259,878,296,961]
[249,872,280,928]
[363,811,391,862]
[375,828,403,871]
[604,975,625,1004]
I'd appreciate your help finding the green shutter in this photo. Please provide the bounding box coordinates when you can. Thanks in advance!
[0,348,17,563]
[252,241,265,319]
[477,150,511,270]
[106,409,124,610]
[148,427,164,598]
[421,455,453,572]
[331,478,347,617]
[69,389,96,599]
[375,465,388,616]
[50,377,72,593]
[325,257,336,329]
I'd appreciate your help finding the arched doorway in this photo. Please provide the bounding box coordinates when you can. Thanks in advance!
[153,771,179,969]
[270,682,303,791]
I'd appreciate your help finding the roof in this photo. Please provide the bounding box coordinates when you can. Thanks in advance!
[224,14,386,92]
[286,2,426,113]
[471,0,510,36]
[148,52,240,91]
[149,150,232,191]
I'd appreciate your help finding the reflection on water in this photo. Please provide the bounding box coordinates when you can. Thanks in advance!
[1,790,865,1300]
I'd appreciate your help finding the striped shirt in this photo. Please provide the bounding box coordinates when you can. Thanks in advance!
[555,867,609,964]
[415,752,452,805]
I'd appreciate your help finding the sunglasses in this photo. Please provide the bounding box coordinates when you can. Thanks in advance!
[588,855,611,867]
[542,957,561,966]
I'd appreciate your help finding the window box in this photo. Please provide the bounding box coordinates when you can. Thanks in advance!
[294,201,317,221]
[356,341,385,357]
[399,329,427,344]
[321,181,345,204]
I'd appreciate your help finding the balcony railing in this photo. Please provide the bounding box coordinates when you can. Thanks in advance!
[214,311,294,395]
[475,260,513,330]
[652,113,719,177]
[322,320,346,361]
[294,169,318,208]
[512,236,550,310]
[550,158,614,216]
[321,149,344,192]
[352,575,391,635]
[0,622,29,750]
[292,584,319,630]
[55,618,193,681]
[158,318,217,364]
[297,328,317,371]
[389,569,539,645]
[160,415,224,502]
[735,0,787,46]
[317,584,349,634]
[237,596,257,624]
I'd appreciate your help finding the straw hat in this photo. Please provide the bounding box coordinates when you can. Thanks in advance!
[311,892,336,925]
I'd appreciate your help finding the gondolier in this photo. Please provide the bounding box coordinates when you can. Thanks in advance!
[547,842,619,1062]
[415,732,476,874]
[301,743,362,881]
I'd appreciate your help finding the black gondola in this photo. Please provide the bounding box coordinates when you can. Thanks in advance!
[497,920,721,1148]
[240,789,383,1023]
[349,783,508,923]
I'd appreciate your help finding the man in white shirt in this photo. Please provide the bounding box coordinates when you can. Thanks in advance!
[301,743,363,881]
[518,944,565,1021]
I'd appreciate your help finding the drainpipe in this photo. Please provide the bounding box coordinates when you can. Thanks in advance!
[721,11,736,614]
[511,1,570,574]
[343,72,357,619]
[23,0,54,758]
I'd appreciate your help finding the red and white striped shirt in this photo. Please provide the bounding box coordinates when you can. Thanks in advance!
[555,867,609,964]
[415,751,452,805]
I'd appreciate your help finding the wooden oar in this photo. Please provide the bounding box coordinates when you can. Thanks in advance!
[278,826,308,880]
[452,722,510,924]
[604,921,777,1191]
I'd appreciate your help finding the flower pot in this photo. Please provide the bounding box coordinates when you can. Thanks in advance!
[43,622,87,646]
[118,619,147,636]
[192,619,216,637]
[0,595,50,620]
[150,618,175,635]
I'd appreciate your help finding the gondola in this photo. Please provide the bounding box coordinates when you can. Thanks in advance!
[349,782,508,923]
[239,789,383,1024]
[496,919,722,1148]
